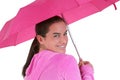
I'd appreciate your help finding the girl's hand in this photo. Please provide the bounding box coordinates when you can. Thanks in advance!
[78,59,93,68]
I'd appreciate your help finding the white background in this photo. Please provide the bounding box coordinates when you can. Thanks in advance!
[0,0,120,80]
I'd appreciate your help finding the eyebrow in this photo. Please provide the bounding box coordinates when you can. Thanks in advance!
[53,30,68,35]
[53,33,60,35]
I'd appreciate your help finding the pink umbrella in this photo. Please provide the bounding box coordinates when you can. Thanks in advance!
[0,0,119,49]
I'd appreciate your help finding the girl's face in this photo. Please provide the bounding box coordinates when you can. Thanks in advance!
[38,21,68,53]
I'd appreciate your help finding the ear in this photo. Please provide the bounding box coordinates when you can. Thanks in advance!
[36,35,45,44]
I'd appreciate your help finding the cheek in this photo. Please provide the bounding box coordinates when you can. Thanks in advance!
[46,41,57,50]
[45,38,57,46]
[66,36,68,40]
[65,36,68,42]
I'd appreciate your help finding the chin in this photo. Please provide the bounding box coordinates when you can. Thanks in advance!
[57,50,66,54]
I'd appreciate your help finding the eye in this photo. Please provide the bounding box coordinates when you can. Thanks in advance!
[53,34,60,38]
[64,31,67,36]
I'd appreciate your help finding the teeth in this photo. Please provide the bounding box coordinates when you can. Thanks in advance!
[58,46,65,48]
[60,46,64,48]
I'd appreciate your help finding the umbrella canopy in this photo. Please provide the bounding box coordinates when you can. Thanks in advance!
[0,0,119,48]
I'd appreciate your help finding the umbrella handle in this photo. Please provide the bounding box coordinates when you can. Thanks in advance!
[67,27,81,61]
[61,14,81,61]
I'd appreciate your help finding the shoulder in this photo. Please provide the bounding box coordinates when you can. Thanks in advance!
[52,53,77,64]
[50,53,78,70]
[40,50,77,63]
[50,53,81,80]
[36,50,78,69]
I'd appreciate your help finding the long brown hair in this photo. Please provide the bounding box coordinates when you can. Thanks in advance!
[22,16,66,77]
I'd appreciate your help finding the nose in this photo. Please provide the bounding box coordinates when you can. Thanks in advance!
[60,36,68,44]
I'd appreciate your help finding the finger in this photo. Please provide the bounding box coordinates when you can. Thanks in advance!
[79,60,84,66]
[84,61,90,65]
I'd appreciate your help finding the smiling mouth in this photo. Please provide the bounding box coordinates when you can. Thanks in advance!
[57,45,66,49]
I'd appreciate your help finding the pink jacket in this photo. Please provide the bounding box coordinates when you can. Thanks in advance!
[24,50,94,80]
